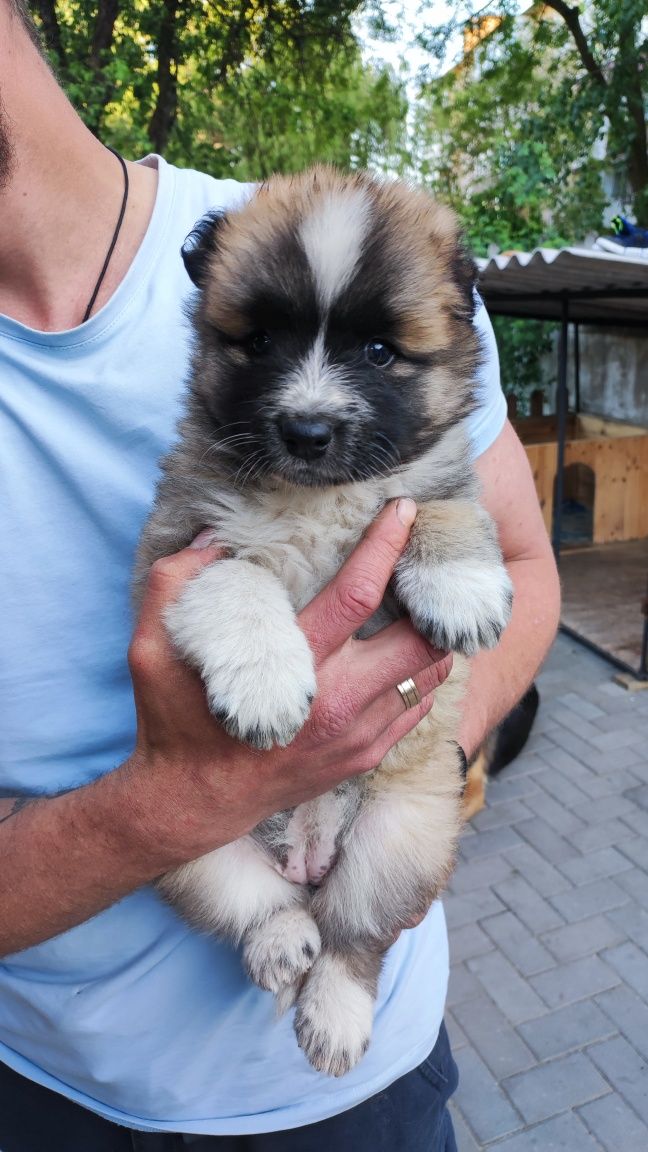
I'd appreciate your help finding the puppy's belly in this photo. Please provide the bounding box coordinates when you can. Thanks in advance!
[278,807,336,886]
[264,785,362,887]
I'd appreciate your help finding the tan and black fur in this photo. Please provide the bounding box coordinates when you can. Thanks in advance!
[136,168,513,1077]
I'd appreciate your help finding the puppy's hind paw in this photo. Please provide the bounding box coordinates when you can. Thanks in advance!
[243,909,321,993]
[294,954,374,1077]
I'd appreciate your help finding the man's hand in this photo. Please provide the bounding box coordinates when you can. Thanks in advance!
[127,497,453,866]
[0,499,451,956]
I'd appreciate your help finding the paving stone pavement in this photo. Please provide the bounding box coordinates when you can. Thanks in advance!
[445,633,648,1151]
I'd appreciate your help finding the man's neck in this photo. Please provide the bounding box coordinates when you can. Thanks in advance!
[0,17,157,332]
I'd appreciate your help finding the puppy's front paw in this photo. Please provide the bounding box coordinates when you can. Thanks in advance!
[294,954,374,1077]
[165,559,316,748]
[207,635,316,750]
[395,557,513,657]
[243,908,321,993]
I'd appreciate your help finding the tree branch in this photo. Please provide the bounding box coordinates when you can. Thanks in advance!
[541,0,607,88]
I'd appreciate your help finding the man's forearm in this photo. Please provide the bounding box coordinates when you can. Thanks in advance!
[457,420,562,759]
[458,550,560,759]
[0,764,185,958]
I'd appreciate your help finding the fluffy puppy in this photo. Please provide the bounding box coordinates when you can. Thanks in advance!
[135,168,513,1077]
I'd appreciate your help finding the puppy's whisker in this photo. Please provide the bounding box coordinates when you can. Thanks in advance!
[213,435,256,453]
[246,453,273,488]
[235,448,271,489]
[369,445,393,469]
[212,420,250,433]
[208,432,255,451]
[364,444,396,480]
[374,431,401,467]
[199,434,256,469]
[231,450,261,487]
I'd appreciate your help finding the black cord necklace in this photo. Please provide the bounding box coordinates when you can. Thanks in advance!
[82,146,129,323]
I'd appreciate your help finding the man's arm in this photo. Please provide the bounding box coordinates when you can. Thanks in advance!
[458,420,561,757]
[0,500,451,958]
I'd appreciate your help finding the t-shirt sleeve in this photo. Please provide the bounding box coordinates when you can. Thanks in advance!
[465,296,507,460]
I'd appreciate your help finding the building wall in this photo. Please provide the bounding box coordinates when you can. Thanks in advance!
[576,328,648,427]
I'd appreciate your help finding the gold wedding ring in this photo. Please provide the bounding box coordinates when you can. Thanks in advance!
[396,677,422,711]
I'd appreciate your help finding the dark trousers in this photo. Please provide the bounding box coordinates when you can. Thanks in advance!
[0,1022,458,1152]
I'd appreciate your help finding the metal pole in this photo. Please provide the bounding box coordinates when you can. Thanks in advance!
[640,580,648,680]
[574,322,581,414]
[552,294,569,558]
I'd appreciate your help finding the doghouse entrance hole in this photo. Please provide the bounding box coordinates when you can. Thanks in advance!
[557,463,595,547]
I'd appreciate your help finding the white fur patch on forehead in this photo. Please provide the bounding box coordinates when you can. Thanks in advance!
[299,189,372,309]
[277,333,369,419]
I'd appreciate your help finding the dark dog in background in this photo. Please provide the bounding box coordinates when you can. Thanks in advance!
[136,168,513,1076]
[464,684,540,819]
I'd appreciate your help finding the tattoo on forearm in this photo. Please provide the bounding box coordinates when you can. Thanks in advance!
[0,786,78,826]
[0,796,38,825]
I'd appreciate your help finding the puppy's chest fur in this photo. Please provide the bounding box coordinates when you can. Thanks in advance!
[199,480,386,612]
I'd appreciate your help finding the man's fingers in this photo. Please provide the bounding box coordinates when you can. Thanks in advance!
[299,499,417,660]
[358,649,451,746]
[370,690,436,763]
[350,619,451,704]
[134,537,224,638]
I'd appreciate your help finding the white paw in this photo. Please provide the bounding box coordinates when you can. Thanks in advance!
[294,954,374,1077]
[243,908,321,993]
[396,558,513,657]
[165,559,316,748]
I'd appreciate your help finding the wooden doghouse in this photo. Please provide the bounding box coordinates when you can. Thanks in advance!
[515,413,648,545]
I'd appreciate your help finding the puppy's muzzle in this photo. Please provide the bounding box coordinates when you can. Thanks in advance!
[279,417,334,462]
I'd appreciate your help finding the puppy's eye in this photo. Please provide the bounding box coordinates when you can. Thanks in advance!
[247,331,272,355]
[365,340,395,368]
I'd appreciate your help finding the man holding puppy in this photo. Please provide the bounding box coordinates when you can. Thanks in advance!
[0,3,560,1148]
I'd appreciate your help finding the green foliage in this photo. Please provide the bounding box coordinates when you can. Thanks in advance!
[174,36,409,180]
[412,0,648,409]
[34,1,408,177]
[416,11,608,253]
[491,316,555,414]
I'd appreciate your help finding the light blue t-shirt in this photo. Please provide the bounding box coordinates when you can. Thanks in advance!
[0,155,506,1134]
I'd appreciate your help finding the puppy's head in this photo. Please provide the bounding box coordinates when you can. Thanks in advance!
[182,168,480,487]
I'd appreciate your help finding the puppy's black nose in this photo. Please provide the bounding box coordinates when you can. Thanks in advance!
[280,417,333,461]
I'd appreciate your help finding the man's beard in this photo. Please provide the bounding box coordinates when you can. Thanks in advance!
[0,98,15,191]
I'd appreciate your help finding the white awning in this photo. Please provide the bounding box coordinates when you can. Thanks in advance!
[476,247,648,325]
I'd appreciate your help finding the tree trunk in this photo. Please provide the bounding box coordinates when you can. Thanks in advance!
[148,0,180,154]
[615,26,648,221]
[31,0,67,72]
[86,0,121,135]
[90,0,120,68]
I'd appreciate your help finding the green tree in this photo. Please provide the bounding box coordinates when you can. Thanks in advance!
[207,46,409,181]
[415,8,607,251]
[415,0,648,225]
[30,0,408,177]
[411,1,648,410]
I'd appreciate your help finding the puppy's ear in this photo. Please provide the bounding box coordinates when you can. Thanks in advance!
[453,241,478,320]
[181,210,228,288]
